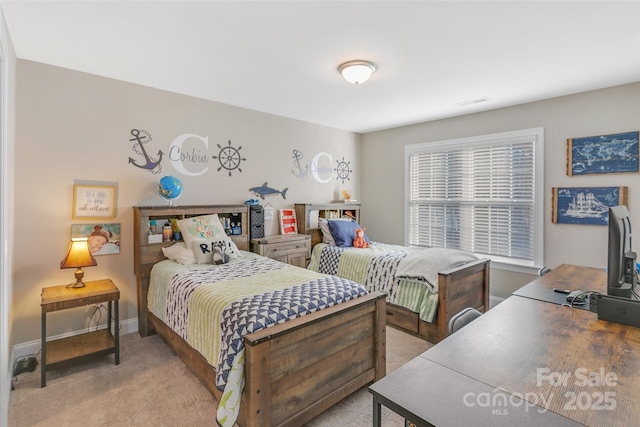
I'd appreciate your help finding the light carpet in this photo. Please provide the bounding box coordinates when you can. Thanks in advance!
[9,326,431,427]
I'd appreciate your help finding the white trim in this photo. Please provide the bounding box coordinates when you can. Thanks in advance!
[404,127,544,269]
[0,19,9,425]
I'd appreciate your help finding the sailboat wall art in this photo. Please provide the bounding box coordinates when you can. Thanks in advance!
[552,186,628,225]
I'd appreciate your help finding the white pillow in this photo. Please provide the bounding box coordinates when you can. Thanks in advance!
[318,217,353,246]
[176,214,242,257]
[191,238,239,264]
[161,242,196,265]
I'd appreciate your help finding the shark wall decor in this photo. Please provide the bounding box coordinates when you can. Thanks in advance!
[250,182,288,199]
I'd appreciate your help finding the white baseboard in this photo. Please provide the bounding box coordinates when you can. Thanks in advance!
[11,317,138,363]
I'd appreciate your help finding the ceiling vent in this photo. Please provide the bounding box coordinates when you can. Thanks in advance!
[455,97,490,107]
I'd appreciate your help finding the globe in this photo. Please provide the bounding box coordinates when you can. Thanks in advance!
[158,176,183,206]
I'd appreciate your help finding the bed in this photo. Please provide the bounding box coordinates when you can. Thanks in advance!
[133,205,386,427]
[306,219,490,344]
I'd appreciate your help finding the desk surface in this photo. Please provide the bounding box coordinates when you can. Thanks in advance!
[512,264,606,309]
[371,264,640,426]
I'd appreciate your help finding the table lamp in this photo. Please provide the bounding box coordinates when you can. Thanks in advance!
[60,238,97,288]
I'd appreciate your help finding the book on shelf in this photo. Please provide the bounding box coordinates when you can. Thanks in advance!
[279,209,298,235]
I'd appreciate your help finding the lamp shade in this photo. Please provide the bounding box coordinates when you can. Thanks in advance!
[60,238,97,288]
[338,60,377,85]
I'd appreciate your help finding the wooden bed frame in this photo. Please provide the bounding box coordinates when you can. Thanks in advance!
[311,243,491,344]
[133,205,387,427]
[385,258,490,343]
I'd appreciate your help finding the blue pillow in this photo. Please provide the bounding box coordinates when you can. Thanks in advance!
[327,220,371,247]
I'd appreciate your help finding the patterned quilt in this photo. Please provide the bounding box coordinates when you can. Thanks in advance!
[308,242,476,323]
[147,254,368,427]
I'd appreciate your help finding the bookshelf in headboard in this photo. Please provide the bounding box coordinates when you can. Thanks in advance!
[133,205,249,336]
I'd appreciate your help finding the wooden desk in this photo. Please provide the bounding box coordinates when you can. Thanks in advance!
[370,264,640,426]
[513,263,606,304]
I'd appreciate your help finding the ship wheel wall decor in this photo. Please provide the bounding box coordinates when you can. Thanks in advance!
[212,140,246,177]
[335,157,352,183]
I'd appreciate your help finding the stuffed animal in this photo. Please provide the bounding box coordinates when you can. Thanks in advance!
[212,242,230,265]
[353,227,370,249]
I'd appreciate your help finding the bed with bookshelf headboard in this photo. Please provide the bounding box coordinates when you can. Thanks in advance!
[296,203,490,344]
[133,205,386,427]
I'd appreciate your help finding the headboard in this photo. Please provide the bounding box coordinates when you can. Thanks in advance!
[133,204,249,336]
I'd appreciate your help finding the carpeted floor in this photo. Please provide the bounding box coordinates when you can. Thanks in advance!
[9,326,430,426]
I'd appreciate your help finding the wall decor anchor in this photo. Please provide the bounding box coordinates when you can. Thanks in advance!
[291,149,309,179]
[250,182,288,199]
[128,129,163,174]
[335,157,352,183]
[212,140,246,176]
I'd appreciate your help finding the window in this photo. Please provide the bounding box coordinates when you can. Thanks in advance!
[405,128,543,271]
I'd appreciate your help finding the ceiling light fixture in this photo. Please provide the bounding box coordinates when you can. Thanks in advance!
[338,60,377,85]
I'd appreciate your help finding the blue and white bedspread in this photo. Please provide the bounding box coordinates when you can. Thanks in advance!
[308,243,478,323]
[147,255,369,427]
[216,276,368,390]
[215,275,367,426]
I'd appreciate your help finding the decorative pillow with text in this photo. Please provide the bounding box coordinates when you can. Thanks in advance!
[176,214,242,257]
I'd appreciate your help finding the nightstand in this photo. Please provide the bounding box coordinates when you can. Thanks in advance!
[40,278,120,387]
[251,234,311,267]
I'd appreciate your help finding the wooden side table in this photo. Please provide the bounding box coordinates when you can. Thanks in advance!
[251,234,311,267]
[41,278,120,387]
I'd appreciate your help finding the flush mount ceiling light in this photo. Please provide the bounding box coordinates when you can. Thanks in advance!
[338,60,377,85]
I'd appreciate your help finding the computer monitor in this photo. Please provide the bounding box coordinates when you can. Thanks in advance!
[607,205,636,298]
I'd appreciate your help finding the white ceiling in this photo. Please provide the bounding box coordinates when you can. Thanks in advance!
[2,1,639,133]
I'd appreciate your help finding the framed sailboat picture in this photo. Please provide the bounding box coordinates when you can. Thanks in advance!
[552,186,628,225]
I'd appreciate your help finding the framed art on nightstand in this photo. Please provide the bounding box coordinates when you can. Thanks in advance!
[72,184,117,220]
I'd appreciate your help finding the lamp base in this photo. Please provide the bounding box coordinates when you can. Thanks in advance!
[66,268,87,288]
[69,280,87,288]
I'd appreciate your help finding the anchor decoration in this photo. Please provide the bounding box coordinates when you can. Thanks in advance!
[128,129,164,174]
[335,157,352,183]
[291,149,309,179]
[212,140,246,177]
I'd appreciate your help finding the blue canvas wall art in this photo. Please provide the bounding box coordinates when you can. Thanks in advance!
[552,187,628,225]
[567,131,639,176]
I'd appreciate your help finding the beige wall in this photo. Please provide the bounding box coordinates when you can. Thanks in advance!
[12,60,361,344]
[362,83,640,298]
[11,60,640,343]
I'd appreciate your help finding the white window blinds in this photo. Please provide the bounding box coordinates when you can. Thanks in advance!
[406,128,543,267]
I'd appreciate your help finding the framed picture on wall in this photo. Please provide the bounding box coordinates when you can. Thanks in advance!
[72,183,117,219]
[71,223,120,256]
[566,131,639,176]
[551,186,628,225]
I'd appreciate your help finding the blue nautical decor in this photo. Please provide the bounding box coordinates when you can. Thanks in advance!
[250,182,288,199]
[129,129,163,174]
[291,149,309,179]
